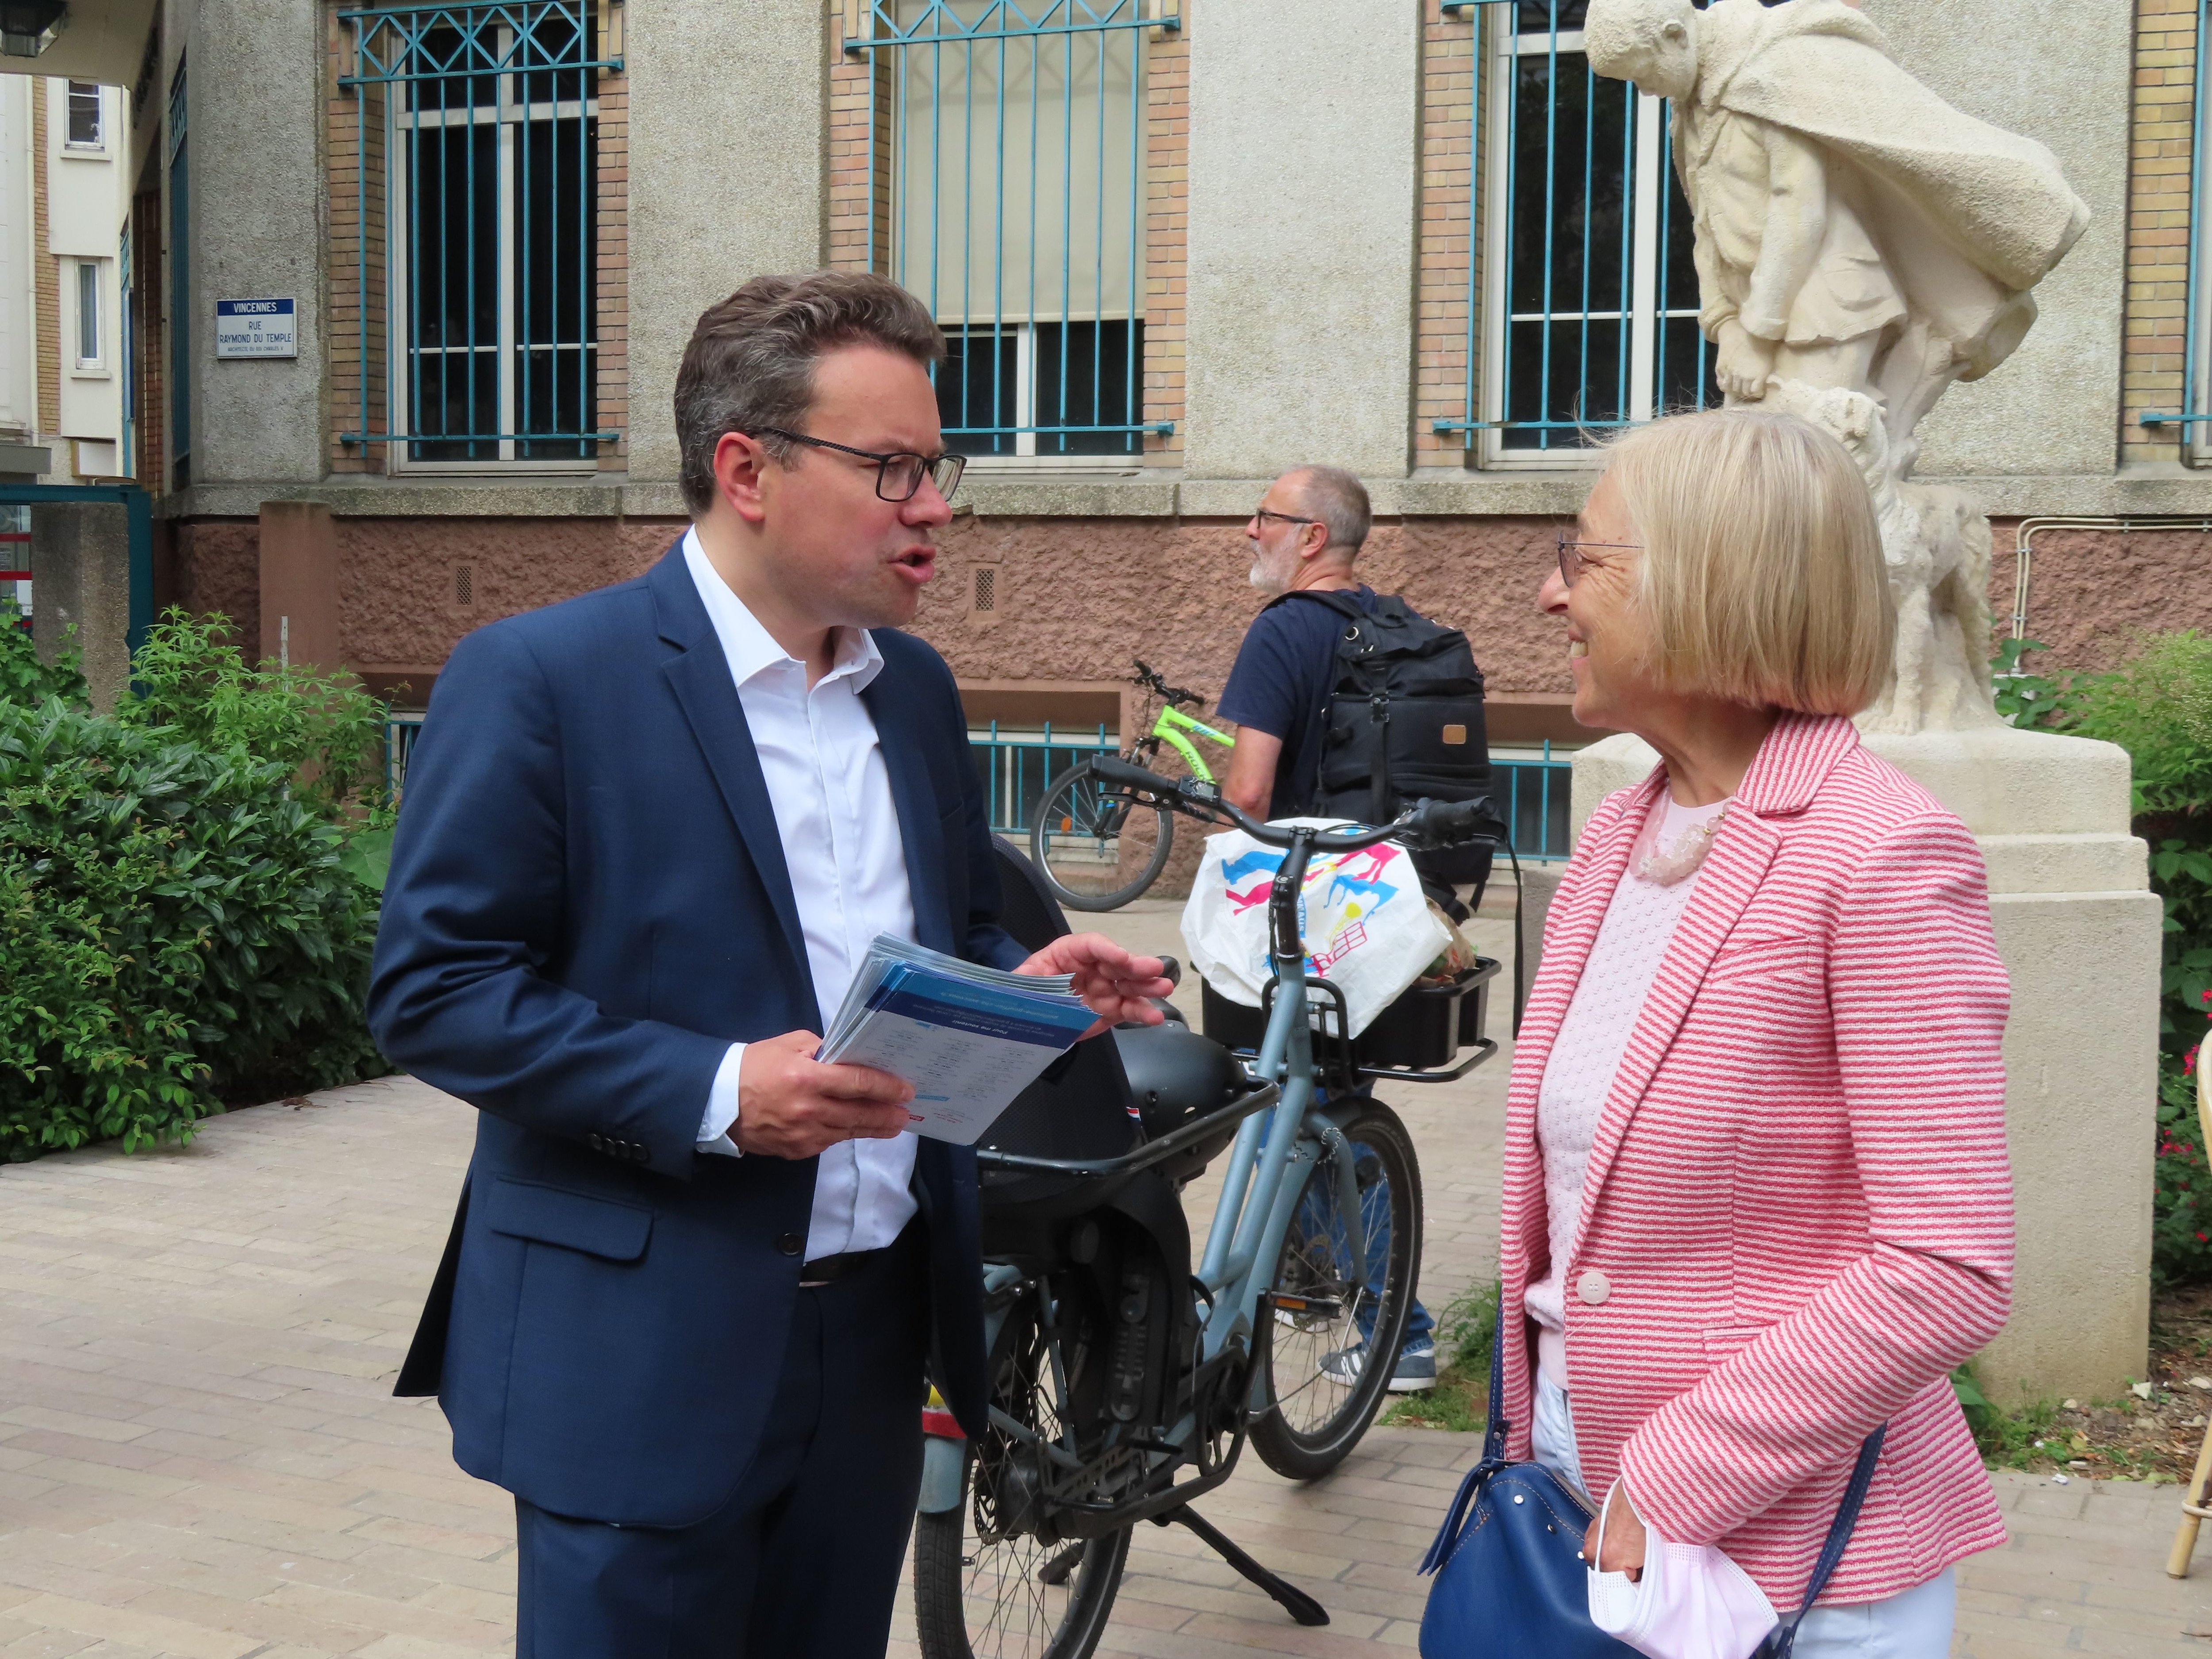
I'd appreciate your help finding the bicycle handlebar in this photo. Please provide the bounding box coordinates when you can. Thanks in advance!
[1130,658,1206,710]
[1088,757,1502,854]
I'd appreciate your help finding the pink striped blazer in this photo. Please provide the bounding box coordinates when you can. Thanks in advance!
[1498,712,2013,1609]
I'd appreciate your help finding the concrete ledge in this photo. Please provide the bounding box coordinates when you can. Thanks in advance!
[160,468,2212,523]
[1980,833,2149,895]
[962,478,1183,518]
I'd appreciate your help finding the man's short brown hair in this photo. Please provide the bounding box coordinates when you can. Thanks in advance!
[675,271,945,515]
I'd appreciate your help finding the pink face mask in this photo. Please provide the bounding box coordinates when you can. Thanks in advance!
[1585,1483,1780,1659]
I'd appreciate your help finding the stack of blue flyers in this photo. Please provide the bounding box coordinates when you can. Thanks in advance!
[815,936,1098,1144]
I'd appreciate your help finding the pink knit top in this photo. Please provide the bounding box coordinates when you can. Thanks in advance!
[1526,791,1731,1388]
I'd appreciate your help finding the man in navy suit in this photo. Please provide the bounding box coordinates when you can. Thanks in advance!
[368,270,1169,1658]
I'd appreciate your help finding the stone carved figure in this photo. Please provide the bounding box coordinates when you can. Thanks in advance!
[1585,0,2090,732]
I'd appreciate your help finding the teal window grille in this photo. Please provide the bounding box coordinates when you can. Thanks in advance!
[338,0,618,464]
[845,2,1175,459]
[1436,0,1717,460]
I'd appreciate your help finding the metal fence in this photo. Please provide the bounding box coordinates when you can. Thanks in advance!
[970,721,1118,833]
[1494,744,1574,861]
[383,714,1574,857]
[1435,0,1717,459]
[387,713,426,796]
[338,0,618,463]
[845,1,1174,457]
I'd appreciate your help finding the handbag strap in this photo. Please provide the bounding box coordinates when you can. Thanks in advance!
[1417,1312,1512,1576]
[1763,1426,1888,1658]
[1484,1301,1509,1463]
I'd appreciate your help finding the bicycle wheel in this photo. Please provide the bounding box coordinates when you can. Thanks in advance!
[1249,1100,1424,1481]
[1030,761,1174,913]
[912,1286,1132,1659]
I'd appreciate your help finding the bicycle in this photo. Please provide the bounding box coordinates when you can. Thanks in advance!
[912,762,1502,1659]
[1029,659,1236,912]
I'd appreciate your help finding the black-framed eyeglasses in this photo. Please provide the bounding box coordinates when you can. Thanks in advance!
[1556,534,1642,588]
[1252,508,1317,529]
[753,426,967,503]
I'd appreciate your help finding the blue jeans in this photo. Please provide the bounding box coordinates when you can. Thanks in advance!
[1292,1139,1433,1356]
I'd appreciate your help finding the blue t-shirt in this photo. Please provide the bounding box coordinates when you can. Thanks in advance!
[1217,587,1379,820]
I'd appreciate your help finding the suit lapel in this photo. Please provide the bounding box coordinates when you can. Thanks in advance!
[862,664,955,955]
[650,551,815,1001]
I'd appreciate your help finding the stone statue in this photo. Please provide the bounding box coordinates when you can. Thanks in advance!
[1585,0,2090,732]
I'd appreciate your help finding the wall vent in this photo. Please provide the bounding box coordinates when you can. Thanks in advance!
[973,567,995,612]
[455,565,475,608]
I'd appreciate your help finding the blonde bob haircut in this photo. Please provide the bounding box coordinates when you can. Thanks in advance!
[1601,407,1894,716]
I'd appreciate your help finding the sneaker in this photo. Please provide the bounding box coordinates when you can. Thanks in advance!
[1320,1340,1438,1393]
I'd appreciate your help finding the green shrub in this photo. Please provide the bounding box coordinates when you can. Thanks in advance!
[0,610,388,1160]
[2028,632,2212,1281]
[0,599,86,706]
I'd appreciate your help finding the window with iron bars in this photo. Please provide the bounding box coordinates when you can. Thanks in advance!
[338,0,616,467]
[844,1,1175,461]
[1435,0,1721,465]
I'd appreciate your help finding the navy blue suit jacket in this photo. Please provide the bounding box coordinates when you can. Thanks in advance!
[368,545,1022,1528]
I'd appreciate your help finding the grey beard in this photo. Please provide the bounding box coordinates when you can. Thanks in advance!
[1248,540,1288,595]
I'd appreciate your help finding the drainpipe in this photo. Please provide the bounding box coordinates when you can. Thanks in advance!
[2008,517,2212,641]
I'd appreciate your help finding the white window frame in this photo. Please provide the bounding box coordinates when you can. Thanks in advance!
[947,321,1149,476]
[71,258,106,373]
[1477,19,1701,470]
[384,30,598,474]
[63,81,106,152]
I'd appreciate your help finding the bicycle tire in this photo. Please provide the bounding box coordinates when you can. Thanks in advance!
[1248,1100,1424,1481]
[912,1286,1131,1659]
[1030,762,1175,913]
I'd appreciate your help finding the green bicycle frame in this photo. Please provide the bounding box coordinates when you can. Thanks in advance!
[1150,705,1235,783]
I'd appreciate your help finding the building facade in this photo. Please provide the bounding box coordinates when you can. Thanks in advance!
[20,0,2212,754]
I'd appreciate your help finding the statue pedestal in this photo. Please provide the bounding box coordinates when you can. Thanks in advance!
[1568,726,2162,1408]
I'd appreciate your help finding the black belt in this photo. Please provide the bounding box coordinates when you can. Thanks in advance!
[798,1244,895,1288]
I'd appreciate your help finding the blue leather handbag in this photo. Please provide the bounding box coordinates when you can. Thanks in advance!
[1417,1321,1884,1659]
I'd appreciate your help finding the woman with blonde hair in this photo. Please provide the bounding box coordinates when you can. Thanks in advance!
[1503,406,2011,1654]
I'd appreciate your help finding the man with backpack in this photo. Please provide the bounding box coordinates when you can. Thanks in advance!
[1217,465,1495,1395]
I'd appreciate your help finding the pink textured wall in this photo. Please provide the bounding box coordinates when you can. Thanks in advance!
[165,511,2212,714]
[1987,520,2212,675]
[913,514,1578,709]
[173,520,262,649]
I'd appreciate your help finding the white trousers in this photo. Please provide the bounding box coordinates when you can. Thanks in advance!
[1531,1373,1956,1659]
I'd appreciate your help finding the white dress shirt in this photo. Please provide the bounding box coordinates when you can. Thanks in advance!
[684,530,923,1260]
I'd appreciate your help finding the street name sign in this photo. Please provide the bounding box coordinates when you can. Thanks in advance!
[215,298,298,360]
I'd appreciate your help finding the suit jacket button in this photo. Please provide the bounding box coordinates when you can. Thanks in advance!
[630,1144,649,1163]
[777,1233,803,1256]
[1578,1269,1612,1306]
[587,1133,605,1152]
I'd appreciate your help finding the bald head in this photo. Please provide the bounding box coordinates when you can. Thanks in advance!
[1283,466,1371,557]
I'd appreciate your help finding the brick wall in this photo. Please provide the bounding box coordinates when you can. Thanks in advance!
[33,80,58,444]
[322,3,628,473]
[826,4,1187,466]
[593,58,628,474]
[2126,0,2197,464]
[1414,0,1478,469]
[325,3,387,475]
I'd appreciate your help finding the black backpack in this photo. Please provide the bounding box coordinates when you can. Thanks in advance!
[1270,589,1495,890]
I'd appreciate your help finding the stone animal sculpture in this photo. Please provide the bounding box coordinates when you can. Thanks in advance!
[1585,0,2089,733]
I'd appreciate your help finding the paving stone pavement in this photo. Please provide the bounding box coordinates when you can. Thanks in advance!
[1,900,2207,1654]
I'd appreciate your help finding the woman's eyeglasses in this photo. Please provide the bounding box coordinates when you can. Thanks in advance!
[753,426,967,503]
[1556,535,1643,588]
